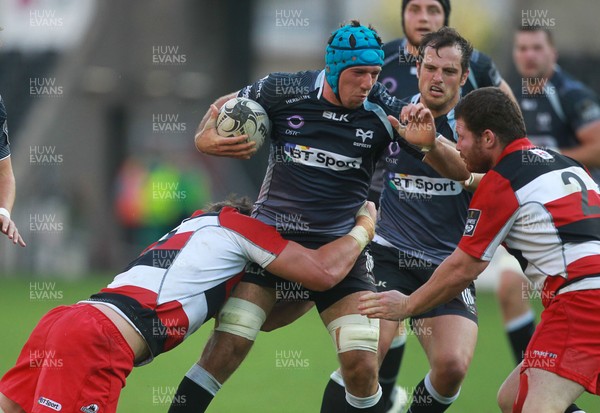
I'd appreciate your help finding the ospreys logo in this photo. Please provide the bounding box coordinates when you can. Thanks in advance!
[463,209,481,237]
[81,403,100,413]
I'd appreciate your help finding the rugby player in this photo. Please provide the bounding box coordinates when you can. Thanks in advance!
[0,95,25,247]
[359,87,600,413]
[0,196,378,413]
[321,27,478,413]
[371,5,512,406]
[497,24,600,366]
[183,21,470,413]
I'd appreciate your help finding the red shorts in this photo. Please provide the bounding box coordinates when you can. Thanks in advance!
[0,304,134,413]
[521,289,600,395]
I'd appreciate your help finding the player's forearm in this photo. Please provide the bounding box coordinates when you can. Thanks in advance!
[406,250,480,316]
[560,143,600,169]
[0,159,16,212]
[423,138,470,181]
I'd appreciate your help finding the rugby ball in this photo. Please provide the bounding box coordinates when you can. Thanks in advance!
[216,97,271,150]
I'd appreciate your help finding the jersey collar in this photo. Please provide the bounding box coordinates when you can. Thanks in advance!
[497,137,534,163]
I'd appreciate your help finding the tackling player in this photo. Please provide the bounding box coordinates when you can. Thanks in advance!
[321,28,478,413]
[185,21,470,413]
[0,196,377,413]
[497,23,600,368]
[359,87,600,413]
[486,26,600,413]
[0,95,25,247]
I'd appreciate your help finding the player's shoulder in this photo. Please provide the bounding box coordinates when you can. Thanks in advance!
[241,70,321,102]
[552,66,596,98]
[382,37,404,61]
[469,48,494,71]
[217,207,275,237]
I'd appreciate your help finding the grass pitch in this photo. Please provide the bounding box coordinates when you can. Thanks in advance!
[0,276,596,412]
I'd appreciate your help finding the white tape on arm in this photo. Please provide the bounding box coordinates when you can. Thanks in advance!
[0,208,10,219]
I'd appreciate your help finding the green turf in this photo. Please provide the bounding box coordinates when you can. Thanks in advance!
[0,276,597,412]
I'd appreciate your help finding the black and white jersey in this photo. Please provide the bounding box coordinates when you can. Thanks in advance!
[0,95,10,161]
[367,38,503,200]
[515,65,600,182]
[379,37,503,100]
[239,70,418,237]
[376,94,472,265]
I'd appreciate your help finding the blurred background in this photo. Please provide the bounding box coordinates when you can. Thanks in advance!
[0,0,599,276]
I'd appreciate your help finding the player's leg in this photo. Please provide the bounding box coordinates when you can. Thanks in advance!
[377,323,408,412]
[498,268,535,363]
[321,318,398,413]
[320,291,383,412]
[261,300,315,332]
[497,364,522,413]
[515,368,585,413]
[169,281,277,413]
[407,313,477,413]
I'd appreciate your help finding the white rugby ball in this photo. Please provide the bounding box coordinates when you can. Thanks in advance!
[216,97,271,150]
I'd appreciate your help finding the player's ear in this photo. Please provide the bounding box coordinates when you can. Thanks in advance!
[416,61,421,78]
[482,129,496,147]
[459,68,469,87]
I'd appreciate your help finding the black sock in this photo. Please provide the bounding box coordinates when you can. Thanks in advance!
[565,404,584,413]
[168,365,221,413]
[321,375,347,413]
[379,335,406,408]
[506,311,536,363]
[407,377,457,413]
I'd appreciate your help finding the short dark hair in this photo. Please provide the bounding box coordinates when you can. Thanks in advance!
[418,27,473,74]
[455,87,527,146]
[205,194,253,216]
[516,25,554,46]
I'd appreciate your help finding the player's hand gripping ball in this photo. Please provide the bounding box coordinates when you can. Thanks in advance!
[216,97,271,150]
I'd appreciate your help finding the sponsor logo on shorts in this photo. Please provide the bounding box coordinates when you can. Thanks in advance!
[282,143,362,171]
[463,209,481,237]
[38,397,62,411]
[388,174,462,196]
[80,404,100,413]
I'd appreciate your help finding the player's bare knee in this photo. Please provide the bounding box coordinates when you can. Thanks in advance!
[341,353,379,390]
[431,353,470,386]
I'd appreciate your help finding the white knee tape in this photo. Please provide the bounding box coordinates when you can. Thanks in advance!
[327,314,379,354]
[215,297,266,341]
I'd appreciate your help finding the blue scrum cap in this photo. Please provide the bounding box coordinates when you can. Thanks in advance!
[325,21,384,96]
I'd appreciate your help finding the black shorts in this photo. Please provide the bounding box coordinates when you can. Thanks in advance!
[243,239,377,313]
[371,241,478,323]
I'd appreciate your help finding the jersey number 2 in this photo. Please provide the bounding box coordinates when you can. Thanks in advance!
[561,171,600,216]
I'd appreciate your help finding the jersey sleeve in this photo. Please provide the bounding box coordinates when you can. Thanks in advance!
[238,71,318,112]
[457,170,520,260]
[219,207,289,267]
[0,96,10,160]
[470,50,503,88]
[561,87,600,132]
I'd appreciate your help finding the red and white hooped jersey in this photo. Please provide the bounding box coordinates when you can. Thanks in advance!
[82,207,288,364]
[458,138,600,306]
